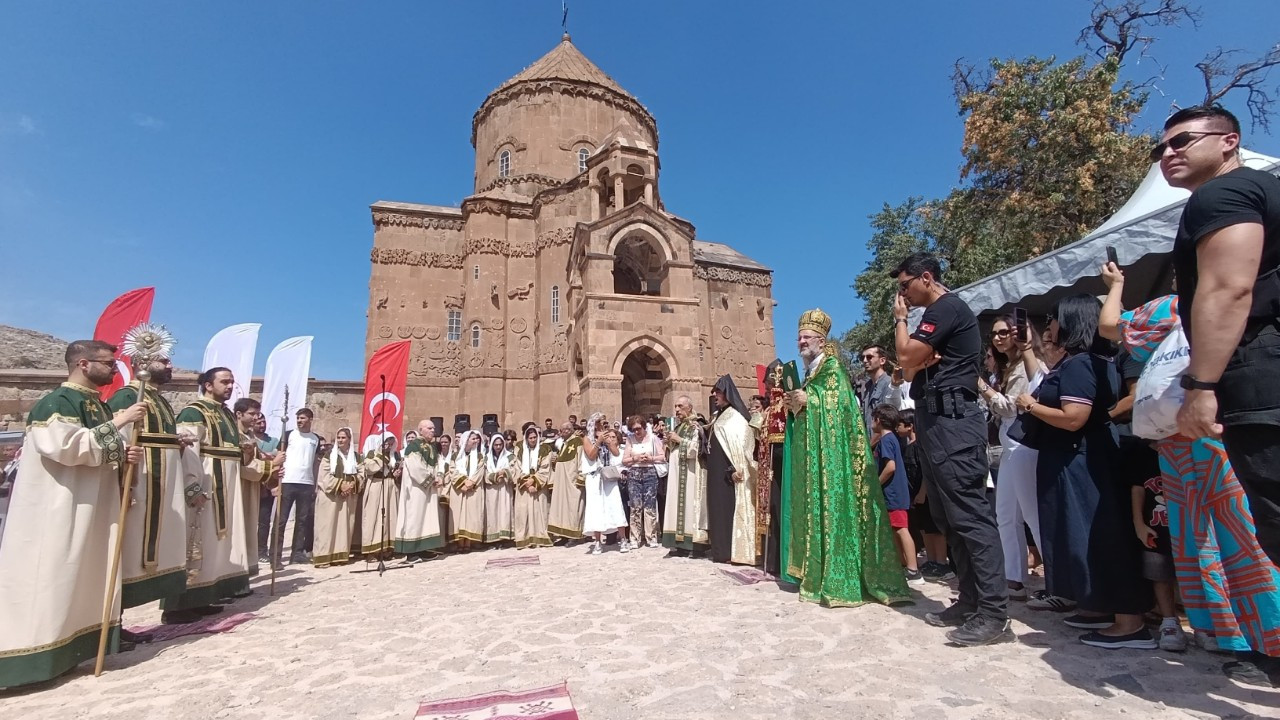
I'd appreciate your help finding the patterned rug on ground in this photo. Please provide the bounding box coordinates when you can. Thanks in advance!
[415,682,578,720]
[720,566,774,585]
[126,611,258,643]
[485,555,541,569]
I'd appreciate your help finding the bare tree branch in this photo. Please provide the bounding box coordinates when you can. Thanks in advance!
[1197,44,1280,133]
[1078,0,1200,65]
[952,58,980,100]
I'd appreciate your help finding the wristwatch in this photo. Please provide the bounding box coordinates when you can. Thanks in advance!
[1179,374,1218,391]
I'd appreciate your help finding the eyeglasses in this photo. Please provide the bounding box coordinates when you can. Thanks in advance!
[897,276,921,293]
[84,358,117,368]
[860,354,878,361]
[629,426,642,432]
[991,328,1012,338]
[1149,131,1232,162]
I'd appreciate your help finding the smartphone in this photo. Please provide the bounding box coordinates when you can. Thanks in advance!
[1106,245,1118,266]
[1014,307,1029,344]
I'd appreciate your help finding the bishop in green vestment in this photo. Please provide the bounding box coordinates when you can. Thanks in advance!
[782,309,910,608]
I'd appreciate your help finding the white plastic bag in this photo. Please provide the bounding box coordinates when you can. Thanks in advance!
[1132,325,1189,440]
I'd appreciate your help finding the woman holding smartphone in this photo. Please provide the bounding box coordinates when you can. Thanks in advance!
[581,413,628,555]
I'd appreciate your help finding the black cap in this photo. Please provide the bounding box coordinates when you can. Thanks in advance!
[453,414,471,433]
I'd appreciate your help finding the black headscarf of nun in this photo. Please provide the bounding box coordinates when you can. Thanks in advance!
[712,374,750,420]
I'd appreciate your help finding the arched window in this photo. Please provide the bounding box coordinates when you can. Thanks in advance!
[498,150,511,179]
[447,310,462,341]
[471,323,482,348]
[473,265,480,280]
[577,148,590,173]
[550,285,561,324]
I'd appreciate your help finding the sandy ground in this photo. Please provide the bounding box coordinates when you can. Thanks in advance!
[2,544,1277,720]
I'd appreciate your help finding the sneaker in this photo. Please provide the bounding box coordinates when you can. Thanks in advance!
[647,539,660,549]
[1006,583,1028,601]
[946,614,1012,646]
[1223,659,1275,688]
[1079,628,1157,650]
[1064,613,1115,629]
[905,568,925,586]
[1159,625,1188,652]
[590,541,602,555]
[925,601,976,628]
[1027,591,1076,611]
[921,562,955,582]
[620,540,630,554]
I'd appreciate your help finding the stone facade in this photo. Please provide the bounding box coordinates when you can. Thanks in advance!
[367,35,776,428]
[0,370,363,442]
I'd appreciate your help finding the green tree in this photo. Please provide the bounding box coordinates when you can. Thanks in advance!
[840,197,941,360]
[939,55,1153,288]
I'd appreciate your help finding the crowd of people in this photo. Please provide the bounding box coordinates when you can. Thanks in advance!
[0,104,1277,693]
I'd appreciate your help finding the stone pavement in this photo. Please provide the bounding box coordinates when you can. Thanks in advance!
[2,544,1276,719]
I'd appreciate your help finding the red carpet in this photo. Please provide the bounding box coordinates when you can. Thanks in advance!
[415,682,579,720]
[485,555,541,569]
[127,611,258,642]
[720,566,773,585]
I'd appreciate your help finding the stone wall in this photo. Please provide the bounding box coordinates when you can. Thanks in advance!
[0,370,365,441]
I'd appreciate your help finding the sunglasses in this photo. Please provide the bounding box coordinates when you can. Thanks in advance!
[897,276,921,293]
[860,354,878,361]
[991,328,1012,338]
[1149,131,1231,162]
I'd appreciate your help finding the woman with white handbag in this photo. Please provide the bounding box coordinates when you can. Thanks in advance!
[580,413,628,556]
[1102,262,1280,685]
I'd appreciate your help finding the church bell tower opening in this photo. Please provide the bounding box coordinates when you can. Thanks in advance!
[620,346,670,421]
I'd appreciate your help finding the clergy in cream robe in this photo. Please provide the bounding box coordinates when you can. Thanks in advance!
[108,380,199,608]
[708,375,759,566]
[314,428,361,567]
[359,441,401,556]
[483,435,515,543]
[546,429,585,540]
[662,399,710,553]
[448,431,486,542]
[396,436,445,555]
[165,397,268,610]
[0,382,128,687]
[513,426,554,549]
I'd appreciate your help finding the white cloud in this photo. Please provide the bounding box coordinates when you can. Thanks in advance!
[0,113,38,136]
[130,113,166,130]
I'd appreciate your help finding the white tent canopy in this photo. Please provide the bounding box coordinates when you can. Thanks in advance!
[953,149,1280,319]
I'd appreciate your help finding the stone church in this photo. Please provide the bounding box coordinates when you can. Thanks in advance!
[365,34,776,428]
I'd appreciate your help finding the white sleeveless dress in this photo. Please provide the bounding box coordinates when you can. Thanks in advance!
[581,447,627,534]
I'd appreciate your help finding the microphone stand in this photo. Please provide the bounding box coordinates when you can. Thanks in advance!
[352,373,409,576]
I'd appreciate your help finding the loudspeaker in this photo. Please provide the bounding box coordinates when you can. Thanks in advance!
[453,414,471,434]
[481,413,499,436]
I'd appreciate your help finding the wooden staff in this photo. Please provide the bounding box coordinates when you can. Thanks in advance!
[94,368,150,677]
[270,385,290,596]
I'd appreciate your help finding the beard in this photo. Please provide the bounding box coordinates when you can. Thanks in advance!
[799,346,820,363]
[86,366,116,387]
[148,366,173,385]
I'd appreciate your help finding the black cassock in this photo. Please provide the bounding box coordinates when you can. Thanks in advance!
[705,428,736,563]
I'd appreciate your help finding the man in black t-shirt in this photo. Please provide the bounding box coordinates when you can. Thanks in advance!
[892,251,1009,646]
[1162,104,1280,571]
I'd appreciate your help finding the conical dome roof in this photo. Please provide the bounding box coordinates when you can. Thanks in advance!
[492,33,634,99]
[472,34,656,147]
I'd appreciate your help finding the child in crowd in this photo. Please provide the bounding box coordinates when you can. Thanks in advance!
[1130,448,1189,652]
[871,404,921,585]
[897,409,952,581]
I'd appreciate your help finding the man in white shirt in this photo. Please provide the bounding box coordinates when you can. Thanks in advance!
[272,408,320,566]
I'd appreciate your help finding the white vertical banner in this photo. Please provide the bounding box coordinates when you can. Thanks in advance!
[261,336,313,436]
[202,323,262,410]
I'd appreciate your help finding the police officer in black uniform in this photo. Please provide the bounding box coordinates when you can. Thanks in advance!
[891,252,1010,646]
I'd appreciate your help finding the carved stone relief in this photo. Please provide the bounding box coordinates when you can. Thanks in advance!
[370,247,464,269]
[507,282,534,301]
[372,211,464,231]
[694,265,773,288]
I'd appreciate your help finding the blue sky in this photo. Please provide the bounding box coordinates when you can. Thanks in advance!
[2,1,1277,379]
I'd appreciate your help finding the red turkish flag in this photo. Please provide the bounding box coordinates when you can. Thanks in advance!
[92,287,155,400]
[358,340,411,455]
[756,364,768,396]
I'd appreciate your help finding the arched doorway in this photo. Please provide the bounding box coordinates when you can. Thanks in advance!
[619,345,671,421]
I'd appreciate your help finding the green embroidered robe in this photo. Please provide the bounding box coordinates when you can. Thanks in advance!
[783,355,910,607]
